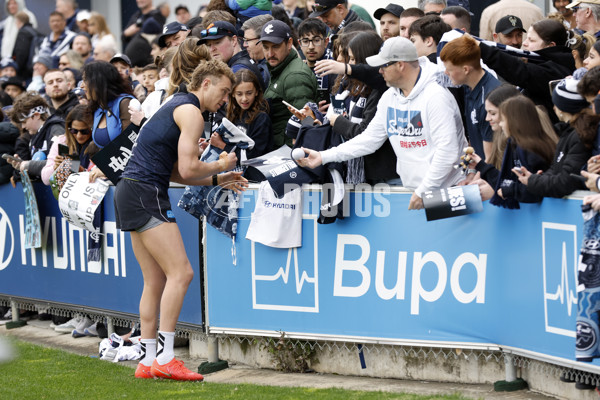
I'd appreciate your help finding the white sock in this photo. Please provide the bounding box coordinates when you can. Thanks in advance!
[156,331,175,365]
[140,339,156,367]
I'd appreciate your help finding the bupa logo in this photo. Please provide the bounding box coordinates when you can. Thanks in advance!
[0,206,15,271]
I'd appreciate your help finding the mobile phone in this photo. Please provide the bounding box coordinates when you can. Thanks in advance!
[58,144,70,156]
[2,153,19,163]
[282,100,299,113]
[570,173,587,183]
[548,79,561,97]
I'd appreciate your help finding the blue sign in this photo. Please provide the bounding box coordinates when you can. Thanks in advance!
[0,183,202,326]
[206,188,598,369]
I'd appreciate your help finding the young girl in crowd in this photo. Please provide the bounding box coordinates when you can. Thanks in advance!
[41,105,95,185]
[515,78,595,198]
[213,69,272,159]
[471,95,558,208]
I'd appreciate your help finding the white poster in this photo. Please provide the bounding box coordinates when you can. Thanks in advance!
[58,172,109,232]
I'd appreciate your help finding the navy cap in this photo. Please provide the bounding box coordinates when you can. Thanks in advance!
[197,21,237,45]
[374,4,405,20]
[1,76,25,91]
[309,0,346,17]
[141,17,162,35]
[158,21,190,48]
[259,20,291,44]
[110,53,132,67]
[0,59,18,70]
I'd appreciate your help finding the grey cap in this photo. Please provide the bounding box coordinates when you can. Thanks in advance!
[366,37,418,67]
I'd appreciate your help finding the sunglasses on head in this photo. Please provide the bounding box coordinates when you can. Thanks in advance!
[200,26,233,38]
[69,128,91,136]
[314,4,333,12]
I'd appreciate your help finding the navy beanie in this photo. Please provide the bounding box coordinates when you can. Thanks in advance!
[552,78,589,114]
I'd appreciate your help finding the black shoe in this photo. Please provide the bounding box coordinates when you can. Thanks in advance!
[576,382,596,390]
[559,372,575,383]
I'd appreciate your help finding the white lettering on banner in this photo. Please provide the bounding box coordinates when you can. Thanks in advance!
[108,146,132,173]
[13,214,127,277]
[333,234,487,314]
[0,207,14,271]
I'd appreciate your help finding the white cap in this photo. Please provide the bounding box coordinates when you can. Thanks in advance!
[76,10,91,22]
[366,37,418,67]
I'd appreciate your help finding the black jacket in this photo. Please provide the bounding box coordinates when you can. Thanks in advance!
[0,121,19,184]
[12,23,39,81]
[332,88,399,182]
[47,92,80,120]
[28,114,65,179]
[526,122,590,198]
[479,43,575,122]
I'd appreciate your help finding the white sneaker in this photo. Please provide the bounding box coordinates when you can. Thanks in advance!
[84,322,99,337]
[72,316,93,338]
[54,315,82,334]
[2,309,12,320]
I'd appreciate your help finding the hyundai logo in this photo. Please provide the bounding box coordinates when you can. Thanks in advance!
[0,206,14,271]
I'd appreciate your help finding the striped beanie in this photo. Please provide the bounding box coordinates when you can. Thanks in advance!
[552,78,589,114]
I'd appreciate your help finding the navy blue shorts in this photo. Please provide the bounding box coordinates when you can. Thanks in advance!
[114,178,176,232]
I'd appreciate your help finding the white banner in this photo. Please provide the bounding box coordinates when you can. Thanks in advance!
[58,172,109,232]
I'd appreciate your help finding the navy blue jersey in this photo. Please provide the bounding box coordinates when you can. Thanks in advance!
[122,93,200,190]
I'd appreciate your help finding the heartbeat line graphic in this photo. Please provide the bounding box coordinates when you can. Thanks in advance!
[254,248,316,294]
[545,241,577,317]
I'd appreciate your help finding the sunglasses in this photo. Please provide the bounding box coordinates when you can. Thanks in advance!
[69,128,91,136]
[200,26,234,38]
[314,4,332,12]
[381,61,397,68]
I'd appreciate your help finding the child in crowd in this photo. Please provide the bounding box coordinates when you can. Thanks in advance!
[211,69,272,160]
[141,64,159,95]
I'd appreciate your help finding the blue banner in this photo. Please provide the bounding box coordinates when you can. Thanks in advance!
[0,183,202,326]
[206,187,594,368]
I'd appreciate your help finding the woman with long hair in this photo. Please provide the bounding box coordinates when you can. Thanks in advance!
[41,104,96,185]
[167,37,212,96]
[329,30,399,185]
[82,61,134,149]
[471,95,558,208]
[88,11,116,51]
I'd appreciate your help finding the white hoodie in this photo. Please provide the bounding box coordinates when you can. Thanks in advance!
[321,57,467,197]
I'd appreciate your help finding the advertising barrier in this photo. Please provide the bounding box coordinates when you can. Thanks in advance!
[205,186,599,371]
[0,183,202,326]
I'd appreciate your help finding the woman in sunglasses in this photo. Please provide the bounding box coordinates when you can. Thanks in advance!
[41,105,96,185]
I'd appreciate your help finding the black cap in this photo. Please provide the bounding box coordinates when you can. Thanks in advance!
[197,21,237,45]
[158,21,190,48]
[110,53,132,67]
[175,5,189,13]
[374,4,405,20]
[495,15,526,35]
[309,0,346,17]
[259,20,291,44]
[1,76,25,92]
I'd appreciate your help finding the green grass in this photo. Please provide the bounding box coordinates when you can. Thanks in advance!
[0,339,470,400]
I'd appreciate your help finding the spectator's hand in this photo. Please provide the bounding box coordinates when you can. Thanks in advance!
[467,152,482,167]
[329,113,340,126]
[6,154,22,170]
[474,179,494,201]
[198,138,208,154]
[512,166,532,185]
[581,170,600,192]
[584,193,600,210]
[314,59,345,76]
[217,171,248,194]
[497,188,504,199]
[210,132,226,149]
[129,106,145,126]
[19,160,30,172]
[408,192,424,210]
[218,151,237,171]
[10,175,16,188]
[458,171,480,185]
[295,147,322,169]
[588,155,600,174]
[318,100,329,114]
[54,155,65,170]
[89,166,106,183]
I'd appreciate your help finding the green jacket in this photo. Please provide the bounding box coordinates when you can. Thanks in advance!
[265,50,317,148]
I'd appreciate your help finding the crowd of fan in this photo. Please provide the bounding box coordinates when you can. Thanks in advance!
[1,0,600,368]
